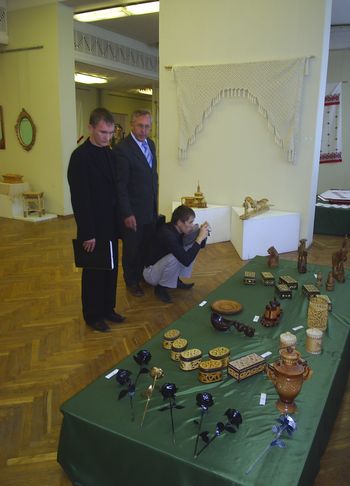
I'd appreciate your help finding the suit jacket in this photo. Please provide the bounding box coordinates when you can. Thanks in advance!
[67,139,119,241]
[113,134,158,225]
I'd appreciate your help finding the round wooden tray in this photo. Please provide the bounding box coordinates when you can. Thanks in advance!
[211,299,243,315]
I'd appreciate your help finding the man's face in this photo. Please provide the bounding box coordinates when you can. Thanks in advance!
[131,114,152,142]
[177,216,195,235]
[89,120,115,147]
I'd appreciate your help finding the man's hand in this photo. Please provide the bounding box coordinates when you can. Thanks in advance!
[83,238,96,252]
[124,215,137,231]
[196,222,210,244]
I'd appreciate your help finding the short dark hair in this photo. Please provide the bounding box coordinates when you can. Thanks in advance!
[131,110,152,123]
[89,107,115,127]
[171,205,195,224]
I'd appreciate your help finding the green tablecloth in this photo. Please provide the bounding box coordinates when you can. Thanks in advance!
[314,198,350,235]
[58,257,350,486]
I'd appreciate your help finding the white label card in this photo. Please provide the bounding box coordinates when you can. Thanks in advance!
[253,315,260,322]
[259,393,267,406]
[261,351,272,358]
[105,368,119,379]
[199,300,207,307]
[292,325,304,331]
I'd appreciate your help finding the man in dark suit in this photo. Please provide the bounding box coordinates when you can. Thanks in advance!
[68,107,125,332]
[113,110,158,296]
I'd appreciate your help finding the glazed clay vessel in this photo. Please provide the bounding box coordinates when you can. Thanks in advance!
[266,347,312,413]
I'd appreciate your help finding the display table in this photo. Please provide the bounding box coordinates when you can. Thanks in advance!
[0,182,30,218]
[231,207,300,260]
[314,196,350,235]
[58,257,350,486]
[172,201,231,243]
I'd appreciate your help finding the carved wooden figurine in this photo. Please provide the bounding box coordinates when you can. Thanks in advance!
[326,271,335,291]
[297,239,307,274]
[267,246,279,268]
[316,271,323,289]
[332,245,347,283]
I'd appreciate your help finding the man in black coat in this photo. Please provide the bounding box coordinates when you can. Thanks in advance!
[113,110,158,296]
[68,107,125,332]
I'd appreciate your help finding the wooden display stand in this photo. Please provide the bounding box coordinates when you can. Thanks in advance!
[23,191,45,217]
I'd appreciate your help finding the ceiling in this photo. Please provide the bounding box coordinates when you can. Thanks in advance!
[62,0,350,94]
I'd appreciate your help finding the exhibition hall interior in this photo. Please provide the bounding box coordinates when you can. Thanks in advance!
[0,0,349,485]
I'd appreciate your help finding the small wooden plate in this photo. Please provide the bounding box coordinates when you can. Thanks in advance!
[211,299,243,315]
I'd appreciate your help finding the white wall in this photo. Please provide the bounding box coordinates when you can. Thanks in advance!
[317,49,350,193]
[159,0,332,245]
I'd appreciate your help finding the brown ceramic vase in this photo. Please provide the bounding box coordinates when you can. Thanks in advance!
[266,347,312,413]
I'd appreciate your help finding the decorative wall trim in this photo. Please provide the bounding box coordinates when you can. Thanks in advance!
[74,29,159,75]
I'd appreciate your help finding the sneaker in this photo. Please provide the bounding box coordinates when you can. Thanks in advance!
[154,285,172,303]
[177,278,194,290]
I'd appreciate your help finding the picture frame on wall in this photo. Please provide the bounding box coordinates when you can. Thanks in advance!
[0,106,5,149]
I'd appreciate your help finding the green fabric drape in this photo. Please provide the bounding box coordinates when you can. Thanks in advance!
[58,257,350,486]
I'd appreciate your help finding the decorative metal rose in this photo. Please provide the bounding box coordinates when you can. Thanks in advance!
[193,392,214,457]
[245,414,297,475]
[140,366,164,428]
[195,407,242,458]
[159,383,184,444]
[115,368,135,418]
[115,349,152,421]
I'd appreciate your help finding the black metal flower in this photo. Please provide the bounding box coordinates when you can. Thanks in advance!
[225,408,242,428]
[160,382,178,400]
[115,369,132,386]
[133,349,152,366]
[158,383,183,444]
[196,392,214,411]
[195,406,242,459]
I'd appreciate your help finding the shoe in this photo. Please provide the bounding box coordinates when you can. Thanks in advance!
[105,311,126,323]
[87,320,111,332]
[127,284,144,297]
[155,285,172,303]
[177,278,194,290]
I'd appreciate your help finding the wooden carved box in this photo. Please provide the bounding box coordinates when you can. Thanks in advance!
[275,284,292,299]
[228,353,266,382]
[198,359,223,384]
[302,284,320,299]
[244,271,256,285]
[261,272,275,286]
[179,348,202,371]
[279,275,298,290]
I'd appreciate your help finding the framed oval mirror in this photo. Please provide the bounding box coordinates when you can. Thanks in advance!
[15,108,36,151]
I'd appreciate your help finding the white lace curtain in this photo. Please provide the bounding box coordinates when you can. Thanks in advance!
[174,57,310,163]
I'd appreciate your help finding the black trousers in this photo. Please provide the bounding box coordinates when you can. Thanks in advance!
[121,222,156,286]
[81,267,118,324]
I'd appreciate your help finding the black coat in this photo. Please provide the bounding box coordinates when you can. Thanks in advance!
[113,134,158,225]
[67,139,119,241]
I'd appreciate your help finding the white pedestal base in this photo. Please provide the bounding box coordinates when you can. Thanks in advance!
[231,207,300,260]
[172,202,231,244]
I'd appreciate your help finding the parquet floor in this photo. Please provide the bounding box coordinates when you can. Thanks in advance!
[0,215,349,486]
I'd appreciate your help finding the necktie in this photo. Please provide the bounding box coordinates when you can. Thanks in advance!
[141,140,153,168]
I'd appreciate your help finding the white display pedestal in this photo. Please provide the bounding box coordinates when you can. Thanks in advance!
[172,202,231,244]
[0,182,30,218]
[231,207,300,260]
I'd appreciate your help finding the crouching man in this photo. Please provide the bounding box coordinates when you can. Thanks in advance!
[143,205,210,303]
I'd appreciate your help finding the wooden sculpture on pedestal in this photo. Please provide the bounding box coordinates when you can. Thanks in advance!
[181,182,207,208]
[240,196,270,220]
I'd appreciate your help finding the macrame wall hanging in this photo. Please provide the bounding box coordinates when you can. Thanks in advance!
[173,57,311,163]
